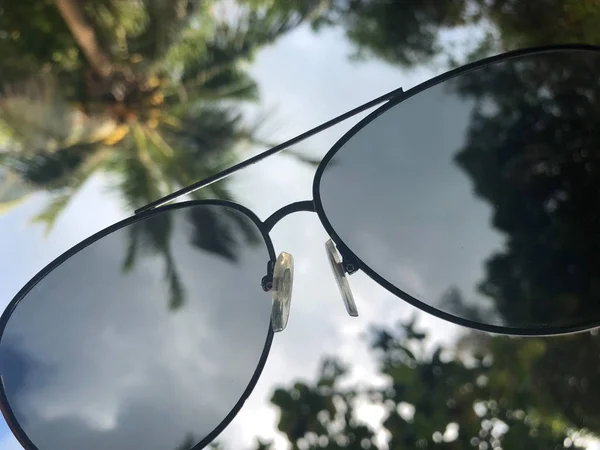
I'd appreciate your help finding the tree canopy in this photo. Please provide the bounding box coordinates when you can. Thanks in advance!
[247,0,600,67]
[0,0,310,309]
[229,319,597,450]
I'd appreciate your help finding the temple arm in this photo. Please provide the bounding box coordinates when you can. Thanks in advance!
[135,86,405,214]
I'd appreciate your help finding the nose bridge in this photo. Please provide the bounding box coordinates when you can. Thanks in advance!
[263,200,316,232]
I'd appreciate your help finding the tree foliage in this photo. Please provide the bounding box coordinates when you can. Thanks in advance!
[0,0,308,220]
[0,0,306,310]
[449,50,600,329]
[252,319,596,450]
[250,0,600,68]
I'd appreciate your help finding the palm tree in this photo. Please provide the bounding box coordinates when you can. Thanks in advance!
[0,0,311,309]
[1,0,307,218]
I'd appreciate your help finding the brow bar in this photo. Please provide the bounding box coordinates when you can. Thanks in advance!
[135,86,405,214]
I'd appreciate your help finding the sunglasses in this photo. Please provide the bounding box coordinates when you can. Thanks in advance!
[2,44,600,450]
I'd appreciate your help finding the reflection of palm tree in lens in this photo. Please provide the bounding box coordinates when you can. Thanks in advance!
[0,1,308,309]
[122,210,184,310]
[173,434,197,450]
[123,205,261,310]
[187,205,261,262]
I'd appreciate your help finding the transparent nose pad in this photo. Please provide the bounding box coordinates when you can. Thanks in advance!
[271,252,294,332]
[325,239,358,317]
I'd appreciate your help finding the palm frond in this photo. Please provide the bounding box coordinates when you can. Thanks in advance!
[30,192,72,235]
[199,68,258,101]
[0,196,30,214]
[1,75,122,157]
[82,0,198,66]
[191,182,235,203]
[132,122,156,173]
[162,4,305,99]
[119,205,185,310]
[112,150,162,210]
[130,0,202,63]
[0,77,73,152]
[131,122,174,194]
[10,143,102,189]
[122,225,140,273]
[145,126,175,157]
[225,208,261,246]
[0,169,32,210]
[164,248,185,310]
[283,149,322,167]
[186,205,238,262]
[232,132,323,168]
[158,105,245,173]
[173,67,259,104]
[27,146,112,232]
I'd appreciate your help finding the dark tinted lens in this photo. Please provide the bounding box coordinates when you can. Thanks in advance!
[0,203,273,450]
[317,48,600,333]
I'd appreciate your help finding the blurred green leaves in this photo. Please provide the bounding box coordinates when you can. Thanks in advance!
[0,0,309,223]
[260,320,596,450]
[0,0,307,311]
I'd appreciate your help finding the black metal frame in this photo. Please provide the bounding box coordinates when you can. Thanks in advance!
[3,43,600,450]
[0,200,276,450]
[313,43,600,337]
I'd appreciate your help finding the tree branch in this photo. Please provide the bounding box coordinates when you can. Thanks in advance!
[54,0,114,78]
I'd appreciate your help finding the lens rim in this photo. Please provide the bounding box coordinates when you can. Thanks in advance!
[0,199,276,450]
[312,43,600,337]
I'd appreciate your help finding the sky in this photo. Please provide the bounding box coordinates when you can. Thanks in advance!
[1,19,595,450]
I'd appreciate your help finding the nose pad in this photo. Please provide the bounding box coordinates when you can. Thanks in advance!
[271,252,294,332]
[325,239,358,317]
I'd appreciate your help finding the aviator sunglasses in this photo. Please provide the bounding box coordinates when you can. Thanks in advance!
[2,44,600,450]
